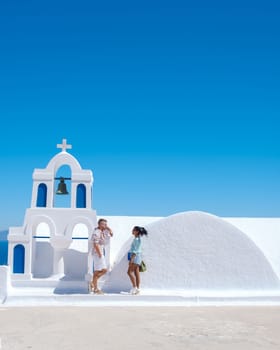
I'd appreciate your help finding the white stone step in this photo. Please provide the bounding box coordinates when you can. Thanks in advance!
[10,281,89,294]
[8,274,111,297]
[4,293,280,307]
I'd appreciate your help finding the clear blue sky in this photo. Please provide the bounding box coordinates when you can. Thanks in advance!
[0,1,280,229]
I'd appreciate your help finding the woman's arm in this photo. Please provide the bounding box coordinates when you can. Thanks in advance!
[129,253,136,264]
[106,226,113,237]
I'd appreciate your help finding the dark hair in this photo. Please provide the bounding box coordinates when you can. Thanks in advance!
[133,226,148,236]
[98,218,107,225]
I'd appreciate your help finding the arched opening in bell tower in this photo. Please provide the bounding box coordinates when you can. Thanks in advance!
[36,183,47,207]
[54,164,72,208]
[13,244,25,273]
[76,184,86,208]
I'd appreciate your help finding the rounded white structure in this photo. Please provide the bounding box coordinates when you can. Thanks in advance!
[105,211,280,292]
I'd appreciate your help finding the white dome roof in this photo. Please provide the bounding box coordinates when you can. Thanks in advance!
[105,211,280,292]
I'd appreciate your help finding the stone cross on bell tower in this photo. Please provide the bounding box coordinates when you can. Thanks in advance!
[57,138,72,153]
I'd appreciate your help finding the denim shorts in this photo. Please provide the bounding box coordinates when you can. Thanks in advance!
[128,252,142,266]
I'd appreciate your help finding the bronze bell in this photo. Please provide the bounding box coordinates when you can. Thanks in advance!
[56,177,69,195]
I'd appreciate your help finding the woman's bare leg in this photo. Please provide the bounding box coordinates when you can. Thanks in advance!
[92,271,99,290]
[135,265,140,289]
[92,269,107,290]
[98,269,107,278]
[127,264,136,288]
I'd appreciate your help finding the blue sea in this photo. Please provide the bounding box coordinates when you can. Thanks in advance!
[0,231,8,265]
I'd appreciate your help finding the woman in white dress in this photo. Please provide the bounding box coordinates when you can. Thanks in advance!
[89,218,113,294]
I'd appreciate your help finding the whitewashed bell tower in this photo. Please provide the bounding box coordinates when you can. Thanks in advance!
[8,139,97,284]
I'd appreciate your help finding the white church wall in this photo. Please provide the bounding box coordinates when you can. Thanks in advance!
[32,238,54,278]
[0,266,11,302]
[63,223,89,280]
[224,218,280,280]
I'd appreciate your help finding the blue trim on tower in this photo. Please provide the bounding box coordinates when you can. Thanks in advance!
[33,236,88,240]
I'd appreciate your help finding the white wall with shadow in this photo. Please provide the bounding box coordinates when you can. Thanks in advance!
[63,249,88,280]
[32,242,54,278]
